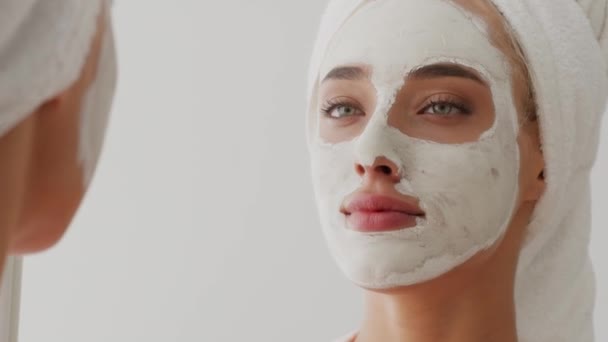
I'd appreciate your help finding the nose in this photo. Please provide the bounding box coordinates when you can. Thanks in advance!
[355,156,401,183]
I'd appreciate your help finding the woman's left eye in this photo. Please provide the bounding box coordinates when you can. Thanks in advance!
[419,101,470,116]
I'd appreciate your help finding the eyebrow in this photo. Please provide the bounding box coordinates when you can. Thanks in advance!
[321,63,487,85]
[322,66,367,82]
[408,63,487,85]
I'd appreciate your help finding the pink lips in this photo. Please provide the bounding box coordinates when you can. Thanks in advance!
[341,193,425,233]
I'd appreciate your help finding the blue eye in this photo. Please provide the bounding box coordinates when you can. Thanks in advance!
[321,100,364,119]
[420,101,471,116]
[330,105,358,118]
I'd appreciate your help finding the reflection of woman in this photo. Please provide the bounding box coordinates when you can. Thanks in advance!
[0,0,116,262]
[0,1,116,338]
[306,0,608,341]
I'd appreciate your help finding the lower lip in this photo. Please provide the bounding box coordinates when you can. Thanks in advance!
[346,211,419,232]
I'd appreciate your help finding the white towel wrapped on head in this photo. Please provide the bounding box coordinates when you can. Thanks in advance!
[0,0,102,135]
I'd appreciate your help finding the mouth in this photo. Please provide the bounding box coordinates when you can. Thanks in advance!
[341,193,426,233]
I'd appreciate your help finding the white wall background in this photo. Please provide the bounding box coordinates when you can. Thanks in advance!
[16,1,608,341]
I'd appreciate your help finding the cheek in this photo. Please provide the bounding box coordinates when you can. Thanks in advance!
[11,184,85,254]
[319,116,368,144]
[9,104,87,254]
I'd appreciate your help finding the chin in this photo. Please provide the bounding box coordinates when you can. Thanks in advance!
[352,237,506,295]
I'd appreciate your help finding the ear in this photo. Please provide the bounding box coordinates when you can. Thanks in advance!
[524,168,546,202]
[518,114,546,202]
[522,143,546,202]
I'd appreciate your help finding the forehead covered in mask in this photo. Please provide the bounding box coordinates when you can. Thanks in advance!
[318,0,512,109]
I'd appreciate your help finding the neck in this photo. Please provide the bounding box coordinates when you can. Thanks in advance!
[355,202,534,342]
[356,270,517,342]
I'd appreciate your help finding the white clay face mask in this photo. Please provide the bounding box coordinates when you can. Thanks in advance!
[309,0,521,289]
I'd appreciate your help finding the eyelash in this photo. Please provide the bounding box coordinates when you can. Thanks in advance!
[418,97,472,116]
[320,96,472,119]
[320,98,363,119]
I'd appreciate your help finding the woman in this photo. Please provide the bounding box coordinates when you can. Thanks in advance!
[305,0,608,341]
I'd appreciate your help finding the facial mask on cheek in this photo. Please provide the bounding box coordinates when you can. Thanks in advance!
[310,0,520,289]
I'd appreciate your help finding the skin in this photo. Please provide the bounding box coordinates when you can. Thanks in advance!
[0,8,106,268]
[316,1,545,341]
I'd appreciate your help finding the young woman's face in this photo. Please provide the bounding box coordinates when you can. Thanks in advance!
[309,0,543,289]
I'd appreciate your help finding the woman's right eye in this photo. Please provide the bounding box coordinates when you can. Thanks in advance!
[321,102,363,119]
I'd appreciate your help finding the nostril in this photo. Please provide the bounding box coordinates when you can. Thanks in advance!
[355,164,366,175]
[375,165,393,175]
[355,158,400,180]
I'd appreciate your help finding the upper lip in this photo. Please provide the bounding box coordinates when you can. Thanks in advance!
[341,193,426,216]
